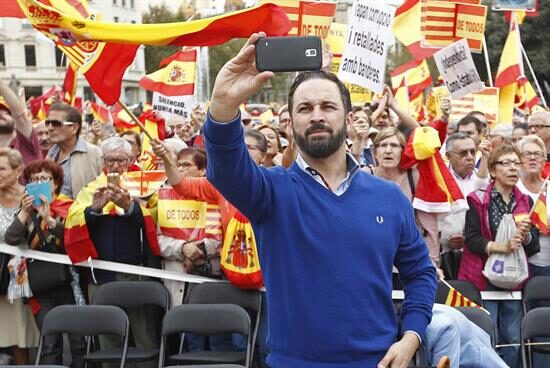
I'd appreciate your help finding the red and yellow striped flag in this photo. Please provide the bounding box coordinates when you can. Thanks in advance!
[124,171,167,198]
[393,0,438,60]
[16,0,291,46]
[444,284,482,309]
[140,50,196,97]
[515,78,540,110]
[89,101,112,123]
[530,189,549,235]
[298,1,336,39]
[62,61,78,105]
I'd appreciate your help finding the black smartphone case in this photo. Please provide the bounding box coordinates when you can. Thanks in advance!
[255,36,322,72]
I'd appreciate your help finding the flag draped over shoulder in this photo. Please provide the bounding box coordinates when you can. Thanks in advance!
[16,0,291,46]
[64,173,160,263]
[400,126,466,213]
[140,50,197,97]
[392,0,437,60]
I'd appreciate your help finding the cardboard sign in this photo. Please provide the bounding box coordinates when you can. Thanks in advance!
[338,0,395,94]
[434,39,484,99]
[152,92,194,119]
[299,1,337,39]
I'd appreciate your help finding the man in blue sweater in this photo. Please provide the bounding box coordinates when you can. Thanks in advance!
[204,32,437,368]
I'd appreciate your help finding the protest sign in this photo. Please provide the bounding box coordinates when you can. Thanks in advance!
[493,0,537,11]
[152,92,194,119]
[299,1,337,39]
[434,39,484,99]
[338,0,395,94]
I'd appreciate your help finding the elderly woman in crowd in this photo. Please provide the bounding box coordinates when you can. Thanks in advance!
[5,159,84,367]
[372,127,442,280]
[0,148,39,365]
[256,124,283,167]
[458,144,540,368]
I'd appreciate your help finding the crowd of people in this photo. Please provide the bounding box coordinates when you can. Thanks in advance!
[1,32,550,368]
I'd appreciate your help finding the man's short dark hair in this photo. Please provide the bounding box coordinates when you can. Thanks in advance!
[244,128,268,153]
[288,71,352,117]
[49,103,83,136]
[352,106,364,114]
[457,115,483,134]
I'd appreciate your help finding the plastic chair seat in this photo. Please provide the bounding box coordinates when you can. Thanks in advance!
[169,350,246,364]
[84,347,159,362]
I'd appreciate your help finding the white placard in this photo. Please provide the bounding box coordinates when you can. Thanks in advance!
[337,0,395,94]
[152,92,194,120]
[434,38,484,100]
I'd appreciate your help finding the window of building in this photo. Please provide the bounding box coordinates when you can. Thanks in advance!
[114,16,119,23]
[112,0,117,5]
[130,0,135,8]
[25,86,43,99]
[55,47,65,67]
[122,0,126,7]
[24,44,36,67]
[21,19,33,29]
[0,45,5,69]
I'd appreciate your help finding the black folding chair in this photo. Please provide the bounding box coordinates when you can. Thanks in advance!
[521,307,550,368]
[522,276,550,314]
[187,282,261,366]
[35,305,129,368]
[90,280,170,364]
[158,304,251,368]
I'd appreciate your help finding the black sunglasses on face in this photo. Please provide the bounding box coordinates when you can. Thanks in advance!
[45,119,75,128]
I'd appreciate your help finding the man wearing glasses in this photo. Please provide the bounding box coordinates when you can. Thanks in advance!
[46,103,102,198]
[527,111,550,177]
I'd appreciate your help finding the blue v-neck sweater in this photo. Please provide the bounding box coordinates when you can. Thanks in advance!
[204,115,437,368]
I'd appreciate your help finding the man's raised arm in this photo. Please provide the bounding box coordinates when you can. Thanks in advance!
[0,78,32,139]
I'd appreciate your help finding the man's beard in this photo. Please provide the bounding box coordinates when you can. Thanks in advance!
[0,120,14,135]
[294,122,347,159]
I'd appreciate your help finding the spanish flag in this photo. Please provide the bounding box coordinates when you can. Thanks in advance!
[62,61,78,106]
[16,0,291,46]
[88,101,112,123]
[392,0,438,60]
[140,50,197,97]
[137,110,166,171]
[390,59,432,100]
[530,188,549,235]
[400,126,466,213]
[64,173,160,263]
[516,78,540,110]
[28,86,56,118]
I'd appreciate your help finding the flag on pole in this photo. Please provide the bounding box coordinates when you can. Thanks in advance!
[440,280,485,310]
[88,101,112,123]
[140,50,197,97]
[1,1,26,17]
[516,78,540,110]
[16,0,291,46]
[390,59,432,97]
[62,61,78,105]
[530,186,549,235]
[393,0,438,60]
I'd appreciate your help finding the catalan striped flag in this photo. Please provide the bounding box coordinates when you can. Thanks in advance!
[17,0,291,46]
[298,1,336,39]
[140,50,197,97]
[421,0,456,48]
[64,173,160,264]
[62,61,78,105]
[124,171,167,199]
[441,281,484,310]
[450,88,499,125]
[530,185,549,235]
[393,0,438,60]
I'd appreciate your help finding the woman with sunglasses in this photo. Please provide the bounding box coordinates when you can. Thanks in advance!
[458,144,540,368]
[5,159,84,366]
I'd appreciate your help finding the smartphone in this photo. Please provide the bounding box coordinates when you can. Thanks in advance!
[255,36,322,72]
[106,173,121,187]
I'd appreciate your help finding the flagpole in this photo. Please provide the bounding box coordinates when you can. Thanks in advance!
[117,100,176,166]
[528,173,550,217]
[521,44,548,107]
[482,37,493,87]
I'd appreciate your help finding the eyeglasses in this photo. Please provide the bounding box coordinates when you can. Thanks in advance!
[45,119,75,128]
[528,124,550,131]
[176,161,196,168]
[104,157,128,166]
[29,175,53,183]
[521,151,545,159]
[495,159,522,167]
[448,149,476,158]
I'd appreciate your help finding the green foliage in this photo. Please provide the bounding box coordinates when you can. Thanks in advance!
[141,4,187,74]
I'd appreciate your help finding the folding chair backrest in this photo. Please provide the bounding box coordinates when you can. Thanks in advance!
[92,280,170,311]
[41,305,129,336]
[188,282,261,312]
[162,304,251,337]
[455,307,496,347]
[522,307,550,340]
[523,276,550,312]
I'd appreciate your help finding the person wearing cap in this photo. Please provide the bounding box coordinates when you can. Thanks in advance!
[201,32,436,368]
[0,79,41,165]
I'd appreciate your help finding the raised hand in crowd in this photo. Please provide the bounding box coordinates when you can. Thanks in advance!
[382,84,418,129]
[89,119,102,145]
[106,183,132,212]
[440,97,452,122]
[281,121,297,168]
[209,32,274,123]
[151,138,181,187]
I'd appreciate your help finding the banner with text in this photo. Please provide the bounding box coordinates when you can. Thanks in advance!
[338,0,395,94]
[152,92,194,119]
[299,1,337,39]
[434,39,484,99]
